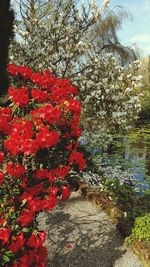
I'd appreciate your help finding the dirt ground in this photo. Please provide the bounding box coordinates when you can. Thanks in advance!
[38,192,144,267]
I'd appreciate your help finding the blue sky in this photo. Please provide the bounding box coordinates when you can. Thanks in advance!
[11,0,150,55]
[107,0,150,56]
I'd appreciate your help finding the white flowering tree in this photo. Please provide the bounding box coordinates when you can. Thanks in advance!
[10,0,101,75]
[76,54,143,146]
[10,0,136,72]
[10,0,143,147]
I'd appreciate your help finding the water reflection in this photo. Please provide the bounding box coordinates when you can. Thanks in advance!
[90,125,150,193]
[108,126,150,192]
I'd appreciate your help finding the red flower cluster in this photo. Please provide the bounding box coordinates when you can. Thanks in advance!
[31,88,48,102]
[0,107,12,134]
[6,162,25,177]
[0,170,4,185]
[0,63,86,266]
[0,152,5,162]
[30,104,61,124]
[69,151,86,171]
[9,86,30,107]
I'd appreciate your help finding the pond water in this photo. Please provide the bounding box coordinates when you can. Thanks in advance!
[91,124,150,194]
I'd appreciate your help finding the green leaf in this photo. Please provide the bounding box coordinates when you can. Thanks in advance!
[6,251,14,257]
[2,255,10,263]
[21,199,27,206]
[22,227,30,233]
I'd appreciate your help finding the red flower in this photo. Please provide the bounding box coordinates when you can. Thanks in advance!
[8,63,19,76]
[69,151,86,171]
[35,246,48,266]
[9,86,30,107]
[18,209,35,226]
[31,88,48,102]
[31,72,42,85]
[11,262,27,267]
[70,120,82,138]
[0,152,4,162]
[18,65,32,79]
[47,186,59,197]
[27,197,43,212]
[31,104,61,124]
[4,138,22,155]
[26,231,46,248]
[66,243,73,249]
[43,105,61,124]
[44,70,51,76]
[0,107,12,134]
[36,128,60,149]
[0,228,10,245]
[4,118,35,155]
[21,183,44,197]
[34,169,49,180]
[0,170,4,185]
[21,139,39,155]
[18,192,33,203]
[6,162,25,177]
[65,98,81,114]
[39,76,52,89]
[11,118,34,139]
[12,249,35,267]
[9,232,25,253]
[61,186,71,201]
[52,165,70,179]
[0,63,84,266]
[42,196,57,211]
[0,218,6,226]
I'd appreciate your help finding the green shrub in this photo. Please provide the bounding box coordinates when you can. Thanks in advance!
[126,214,150,243]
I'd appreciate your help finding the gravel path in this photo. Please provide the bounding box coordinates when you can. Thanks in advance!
[38,192,144,267]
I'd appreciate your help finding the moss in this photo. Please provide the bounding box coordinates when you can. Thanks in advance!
[126,214,150,243]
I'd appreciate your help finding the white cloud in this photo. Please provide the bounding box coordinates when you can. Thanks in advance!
[144,45,150,54]
[129,35,150,55]
[130,34,150,44]
[129,0,150,19]
[122,34,150,55]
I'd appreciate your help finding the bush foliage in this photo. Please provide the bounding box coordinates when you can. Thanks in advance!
[0,63,86,266]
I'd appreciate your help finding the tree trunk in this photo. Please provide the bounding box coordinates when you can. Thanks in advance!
[0,0,14,96]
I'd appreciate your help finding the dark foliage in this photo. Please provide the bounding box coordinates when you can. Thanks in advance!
[0,0,14,96]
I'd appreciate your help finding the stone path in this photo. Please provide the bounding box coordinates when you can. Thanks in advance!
[38,192,144,267]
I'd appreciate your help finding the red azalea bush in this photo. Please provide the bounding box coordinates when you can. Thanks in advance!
[0,64,86,266]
